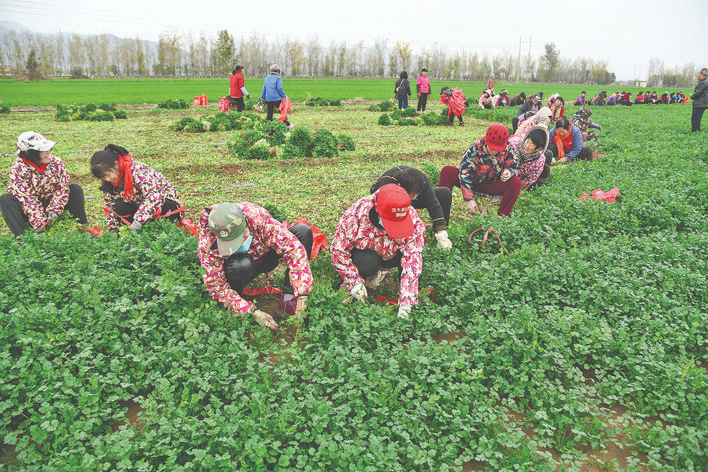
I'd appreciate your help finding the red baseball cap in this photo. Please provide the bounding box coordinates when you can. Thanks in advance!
[376,184,413,239]
[485,124,510,152]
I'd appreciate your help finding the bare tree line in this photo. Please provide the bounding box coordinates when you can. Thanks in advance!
[0,28,699,87]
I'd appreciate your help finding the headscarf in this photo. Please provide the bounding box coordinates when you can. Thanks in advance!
[533,107,553,125]
[516,126,549,164]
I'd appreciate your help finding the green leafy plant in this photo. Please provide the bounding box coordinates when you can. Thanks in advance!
[158,98,189,109]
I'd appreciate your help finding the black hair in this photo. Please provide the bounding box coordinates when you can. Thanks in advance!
[18,149,41,164]
[90,144,128,178]
[421,67,427,72]
[555,116,571,130]
[581,91,586,94]
[400,71,408,80]
[554,96,564,104]
[232,65,243,74]
[526,129,547,149]
[397,168,424,197]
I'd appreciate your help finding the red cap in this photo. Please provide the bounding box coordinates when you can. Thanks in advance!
[484,124,510,152]
[376,184,413,239]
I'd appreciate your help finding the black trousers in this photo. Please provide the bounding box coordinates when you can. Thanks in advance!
[413,187,452,227]
[417,93,429,112]
[223,224,313,296]
[229,96,245,112]
[691,107,706,132]
[265,100,291,125]
[350,248,403,280]
[512,116,520,133]
[548,143,594,162]
[0,183,87,236]
[113,198,181,225]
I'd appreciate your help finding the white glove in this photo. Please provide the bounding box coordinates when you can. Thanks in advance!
[466,199,478,215]
[435,230,453,249]
[559,157,568,164]
[500,169,512,182]
[47,211,59,222]
[129,220,143,233]
[350,282,368,302]
[398,305,412,319]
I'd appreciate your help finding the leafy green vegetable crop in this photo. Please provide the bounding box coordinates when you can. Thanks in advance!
[1,91,706,472]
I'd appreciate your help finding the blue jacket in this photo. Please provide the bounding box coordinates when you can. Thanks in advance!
[261,73,286,102]
[550,125,584,160]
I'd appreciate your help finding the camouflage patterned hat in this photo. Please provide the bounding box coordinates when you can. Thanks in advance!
[16,131,56,155]
[208,203,248,257]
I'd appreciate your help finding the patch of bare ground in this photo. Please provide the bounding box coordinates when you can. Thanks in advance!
[113,399,147,432]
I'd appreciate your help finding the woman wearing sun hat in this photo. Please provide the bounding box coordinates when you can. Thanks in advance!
[197,202,313,330]
[0,131,87,236]
[438,124,521,217]
[330,184,425,319]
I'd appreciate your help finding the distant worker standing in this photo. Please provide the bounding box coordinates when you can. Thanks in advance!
[690,67,708,132]
[229,65,250,112]
[416,68,431,113]
[261,64,292,127]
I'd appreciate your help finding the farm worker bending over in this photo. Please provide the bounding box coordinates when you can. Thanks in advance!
[508,126,550,190]
[440,86,467,126]
[548,116,593,164]
[0,131,87,237]
[512,93,541,133]
[198,202,313,330]
[370,166,453,249]
[228,65,250,112]
[261,64,293,128]
[569,107,602,150]
[495,89,511,107]
[90,144,184,234]
[438,124,522,217]
[331,184,425,320]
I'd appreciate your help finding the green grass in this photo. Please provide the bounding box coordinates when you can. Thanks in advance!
[1,77,636,108]
[1,92,706,471]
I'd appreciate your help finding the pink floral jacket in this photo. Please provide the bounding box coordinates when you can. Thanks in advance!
[197,203,313,315]
[101,160,183,230]
[7,155,69,230]
[330,191,425,307]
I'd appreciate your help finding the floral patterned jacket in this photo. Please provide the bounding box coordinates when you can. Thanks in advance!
[7,155,69,230]
[100,160,183,230]
[197,203,313,315]
[330,191,425,307]
[458,139,518,200]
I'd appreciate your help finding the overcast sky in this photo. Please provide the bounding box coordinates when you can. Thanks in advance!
[1,0,705,81]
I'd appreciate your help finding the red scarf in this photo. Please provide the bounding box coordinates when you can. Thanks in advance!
[552,127,574,159]
[21,157,48,173]
[117,153,135,200]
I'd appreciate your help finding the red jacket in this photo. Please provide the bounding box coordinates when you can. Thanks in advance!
[229,72,245,98]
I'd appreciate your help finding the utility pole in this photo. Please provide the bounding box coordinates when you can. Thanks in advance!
[516,36,522,82]
[516,36,533,81]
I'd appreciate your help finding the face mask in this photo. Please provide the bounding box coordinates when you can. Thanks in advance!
[237,234,252,253]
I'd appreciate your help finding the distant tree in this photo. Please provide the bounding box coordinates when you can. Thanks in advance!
[540,42,560,81]
[213,30,234,75]
[393,41,412,72]
[26,49,43,80]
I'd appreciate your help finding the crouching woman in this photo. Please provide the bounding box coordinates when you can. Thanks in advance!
[331,184,425,320]
[1,131,87,236]
[198,202,313,330]
[90,144,184,233]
